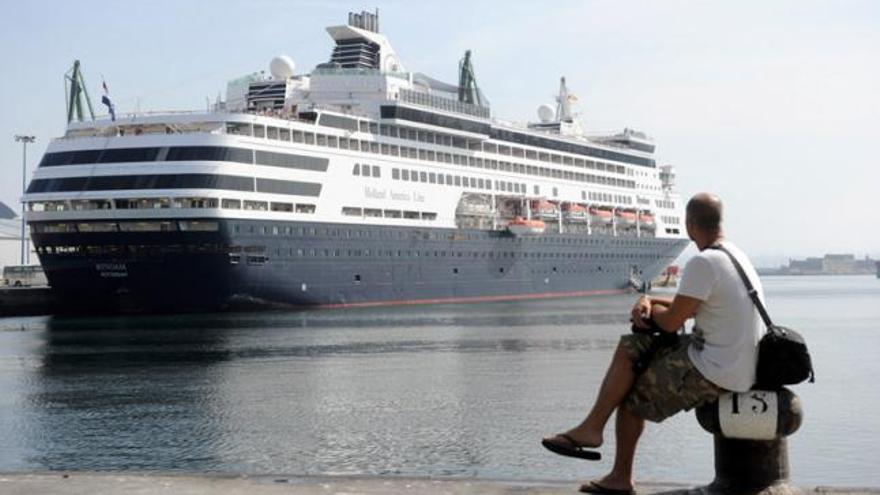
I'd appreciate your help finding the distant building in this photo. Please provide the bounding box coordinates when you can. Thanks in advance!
[822,254,856,274]
[764,253,878,275]
[788,257,823,274]
[0,201,34,271]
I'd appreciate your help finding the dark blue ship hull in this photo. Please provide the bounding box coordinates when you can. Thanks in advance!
[30,218,688,314]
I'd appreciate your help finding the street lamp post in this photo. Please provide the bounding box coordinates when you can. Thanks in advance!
[14,135,35,266]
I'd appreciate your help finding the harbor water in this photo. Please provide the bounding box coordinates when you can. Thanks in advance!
[0,275,877,487]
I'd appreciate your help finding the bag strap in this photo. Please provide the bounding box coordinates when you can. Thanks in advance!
[708,244,774,328]
[709,245,813,384]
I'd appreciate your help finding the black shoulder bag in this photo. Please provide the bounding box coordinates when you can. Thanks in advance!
[710,245,815,390]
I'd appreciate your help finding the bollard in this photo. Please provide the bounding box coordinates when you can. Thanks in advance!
[694,387,803,495]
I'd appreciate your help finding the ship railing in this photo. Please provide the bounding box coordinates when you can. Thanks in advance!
[62,107,325,139]
[495,119,654,153]
[311,67,409,80]
[74,106,318,124]
[399,88,491,119]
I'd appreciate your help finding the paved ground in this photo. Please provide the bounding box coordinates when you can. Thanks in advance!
[0,473,878,495]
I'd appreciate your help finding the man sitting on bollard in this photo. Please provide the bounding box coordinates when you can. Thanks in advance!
[542,192,765,495]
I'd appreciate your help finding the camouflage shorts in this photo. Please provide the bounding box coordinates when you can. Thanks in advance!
[619,333,722,423]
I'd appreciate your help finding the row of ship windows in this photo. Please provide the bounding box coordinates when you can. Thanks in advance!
[379,123,634,176]
[352,163,380,177]
[40,144,640,199]
[37,242,668,266]
[26,174,322,197]
[39,241,667,261]
[32,218,680,250]
[29,197,317,215]
[224,225,676,252]
[77,108,651,170]
[30,217,678,253]
[38,145,328,172]
[375,163,631,193]
[379,106,655,168]
[387,166,636,203]
[661,216,681,225]
[589,192,633,206]
[227,122,638,189]
[32,220,219,234]
[232,249,668,261]
[64,111,653,171]
[656,199,676,209]
[390,166,520,193]
[341,207,437,221]
[227,119,641,176]
[37,244,227,256]
[40,142,636,195]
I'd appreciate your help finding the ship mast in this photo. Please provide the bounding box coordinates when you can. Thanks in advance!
[555,76,574,123]
[64,60,96,124]
[458,50,483,106]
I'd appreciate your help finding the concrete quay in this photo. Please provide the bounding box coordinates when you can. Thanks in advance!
[0,286,55,317]
[0,473,877,495]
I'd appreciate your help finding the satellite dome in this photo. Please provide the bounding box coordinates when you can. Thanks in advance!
[269,55,296,79]
[537,104,555,123]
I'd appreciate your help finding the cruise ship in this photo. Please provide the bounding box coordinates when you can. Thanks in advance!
[23,11,689,313]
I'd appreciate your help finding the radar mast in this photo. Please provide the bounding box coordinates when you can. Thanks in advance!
[458,50,484,106]
[64,60,96,124]
[555,76,575,123]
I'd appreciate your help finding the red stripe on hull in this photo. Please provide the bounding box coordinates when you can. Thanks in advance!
[316,288,628,309]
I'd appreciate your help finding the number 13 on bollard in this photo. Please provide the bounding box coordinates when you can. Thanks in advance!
[717,391,779,440]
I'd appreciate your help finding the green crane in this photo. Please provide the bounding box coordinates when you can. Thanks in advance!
[458,50,484,107]
[65,60,95,123]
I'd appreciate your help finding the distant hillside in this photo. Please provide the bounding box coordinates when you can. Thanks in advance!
[0,201,16,220]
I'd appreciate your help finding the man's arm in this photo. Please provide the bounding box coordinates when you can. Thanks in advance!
[646,295,674,308]
[630,294,674,328]
[649,294,702,333]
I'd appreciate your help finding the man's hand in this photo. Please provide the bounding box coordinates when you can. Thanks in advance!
[650,294,702,332]
[631,295,652,328]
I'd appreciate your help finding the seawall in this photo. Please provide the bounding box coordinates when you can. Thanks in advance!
[0,473,877,495]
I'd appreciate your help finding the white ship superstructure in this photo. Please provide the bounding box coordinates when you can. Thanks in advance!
[23,11,688,313]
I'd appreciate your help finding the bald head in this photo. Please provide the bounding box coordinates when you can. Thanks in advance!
[686,193,723,235]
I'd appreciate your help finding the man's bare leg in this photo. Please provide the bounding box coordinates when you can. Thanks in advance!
[549,341,637,447]
[586,406,645,491]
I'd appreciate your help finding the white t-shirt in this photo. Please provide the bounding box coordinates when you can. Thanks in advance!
[677,241,765,392]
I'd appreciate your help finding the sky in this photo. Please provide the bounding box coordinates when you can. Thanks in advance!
[0,0,877,266]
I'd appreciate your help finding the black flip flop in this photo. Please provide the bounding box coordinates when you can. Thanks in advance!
[579,481,635,495]
[540,433,601,461]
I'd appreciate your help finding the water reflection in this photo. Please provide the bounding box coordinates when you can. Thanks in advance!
[4,279,879,485]
[19,296,635,475]
[27,315,234,471]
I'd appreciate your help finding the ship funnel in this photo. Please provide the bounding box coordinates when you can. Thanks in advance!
[348,9,380,33]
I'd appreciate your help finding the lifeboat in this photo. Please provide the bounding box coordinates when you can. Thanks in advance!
[589,207,613,225]
[639,212,656,228]
[530,200,559,219]
[456,194,492,216]
[563,203,589,222]
[508,216,546,235]
[616,210,637,226]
